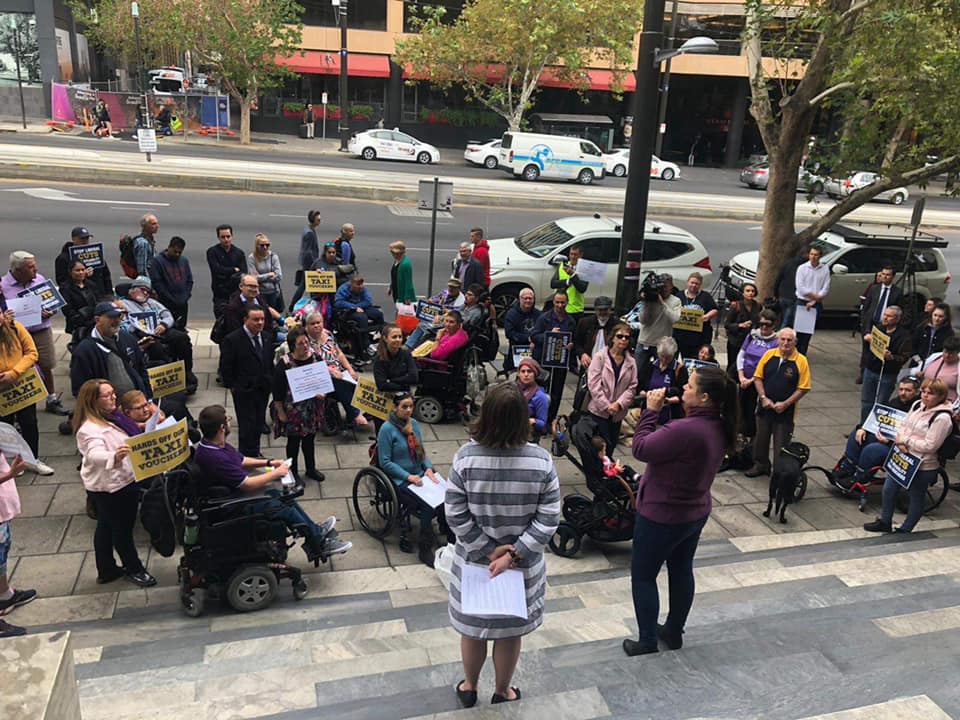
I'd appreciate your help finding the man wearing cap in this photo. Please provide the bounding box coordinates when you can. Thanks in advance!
[574,296,615,370]
[119,277,198,394]
[70,302,151,398]
[404,278,465,350]
[501,287,540,375]
[55,227,113,299]
[1,251,69,416]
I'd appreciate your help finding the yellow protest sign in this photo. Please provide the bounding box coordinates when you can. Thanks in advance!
[304,271,337,294]
[126,418,190,481]
[673,307,704,333]
[350,375,392,421]
[411,340,438,358]
[0,367,47,416]
[870,326,890,361]
[147,360,186,398]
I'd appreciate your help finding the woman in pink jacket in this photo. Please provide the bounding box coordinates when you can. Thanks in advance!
[864,378,954,534]
[586,322,637,455]
[430,311,469,362]
[73,379,156,587]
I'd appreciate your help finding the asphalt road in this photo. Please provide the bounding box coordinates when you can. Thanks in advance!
[2,178,958,323]
[2,132,958,210]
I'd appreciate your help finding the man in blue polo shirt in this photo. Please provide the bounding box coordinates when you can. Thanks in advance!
[193,404,351,563]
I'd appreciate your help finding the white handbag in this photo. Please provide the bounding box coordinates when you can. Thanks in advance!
[434,544,455,590]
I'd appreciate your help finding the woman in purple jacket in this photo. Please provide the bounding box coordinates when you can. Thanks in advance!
[623,366,737,657]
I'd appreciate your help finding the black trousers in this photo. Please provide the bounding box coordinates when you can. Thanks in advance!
[1,404,38,456]
[89,482,145,577]
[233,388,270,457]
[163,300,189,329]
[285,434,316,476]
[544,367,567,425]
[156,327,194,375]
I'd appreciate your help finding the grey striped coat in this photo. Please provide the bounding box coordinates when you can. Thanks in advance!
[445,441,561,639]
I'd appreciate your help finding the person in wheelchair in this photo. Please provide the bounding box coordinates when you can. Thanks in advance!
[461,284,486,332]
[60,260,98,347]
[517,358,549,440]
[836,376,921,488]
[422,310,469,363]
[377,392,450,567]
[501,287,539,375]
[404,278,465,350]
[303,312,368,428]
[193,405,352,562]
[863,379,954,534]
[334,275,384,355]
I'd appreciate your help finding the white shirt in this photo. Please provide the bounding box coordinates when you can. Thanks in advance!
[795,261,831,301]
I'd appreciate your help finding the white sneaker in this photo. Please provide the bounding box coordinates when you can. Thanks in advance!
[32,461,55,476]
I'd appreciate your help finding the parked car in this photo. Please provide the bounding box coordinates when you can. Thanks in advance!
[486,215,712,315]
[738,162,825,193]
[347,129,440,164]
[825,171,909,205]
[726,224,950,317]
[602,149,680,180]
[464,139,501,169]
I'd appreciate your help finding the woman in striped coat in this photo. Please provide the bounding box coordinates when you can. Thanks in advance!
[445,382,561,708]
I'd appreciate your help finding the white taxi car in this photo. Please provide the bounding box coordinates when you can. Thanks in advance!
[464,139,501,169]
[602,149,680,180]
[348,129,440,164]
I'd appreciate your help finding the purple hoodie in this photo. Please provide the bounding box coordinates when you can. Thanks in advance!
[738,329,779,379]
[631,406,726,524]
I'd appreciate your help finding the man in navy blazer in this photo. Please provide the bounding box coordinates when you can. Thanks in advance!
[219,304,274,457]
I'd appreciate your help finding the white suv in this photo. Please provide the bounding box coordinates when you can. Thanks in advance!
[487,215,713,314]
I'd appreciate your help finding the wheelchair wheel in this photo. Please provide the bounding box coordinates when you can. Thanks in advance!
[352,467,398,538]
[897,468,949,515]
[549,522,582,558]
[225,565,278,613]
[320,399,343,437]
[793,471,808,502]
[181,589,205,618]
[414,396,444,424]
[464,347,488,399]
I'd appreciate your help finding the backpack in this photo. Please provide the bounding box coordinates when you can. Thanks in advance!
[931,410,960,460]
[209,313,227,345]
[119,234,139,279]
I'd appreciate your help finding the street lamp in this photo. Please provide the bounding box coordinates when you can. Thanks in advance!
[332,0,350,151]
[8,14,26,129]
[614,10,718,314]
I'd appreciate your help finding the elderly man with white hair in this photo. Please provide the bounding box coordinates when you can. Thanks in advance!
[1,251,70,416]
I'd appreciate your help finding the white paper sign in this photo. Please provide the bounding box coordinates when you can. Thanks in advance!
[280,457,296,488]
[6,294,42,328]
[460,563,528,619]
[285,361,334,403]
[0,421,38,468]
[408,474,449,509]
[794,305,818,335]
[137,128,158,153]
[574,258,607,285]
[144,404,162,433]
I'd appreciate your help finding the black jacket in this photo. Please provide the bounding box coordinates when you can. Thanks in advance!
[503,306,540,348]
[573,314,613,362]
[859,283,903,330]
[864,324,912,376]
[453,257,484,290]
[206,244,246,301]
[774,255,805,301]
[531,310,577,368]
[70,329,151,397]
[724,301,762,351]
[55,242,113,299]
[373,348,419,392]
[913,323,955,362]
[149,250,194,306]
[60,281,98,334]
[219,327,274,393]
[222,293,277,339]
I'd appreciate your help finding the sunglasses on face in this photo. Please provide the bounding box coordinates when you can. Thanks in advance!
[759,322,774,327]
[614,333,630,340]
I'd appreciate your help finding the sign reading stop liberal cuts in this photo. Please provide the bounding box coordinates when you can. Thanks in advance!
[147,360,186,398]
[126,417,190,481]
[350,375,392,421]
[0,367,47,416]
[883,445,922,489]
[69,242,105,269]
[862,404,906,441]
[16,280,66,313]
[541,331,571,369]
[304,271,337,294]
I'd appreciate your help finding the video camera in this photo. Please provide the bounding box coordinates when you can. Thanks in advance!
[640,272,665,303]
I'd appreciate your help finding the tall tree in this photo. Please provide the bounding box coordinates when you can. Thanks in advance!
[73,0,303,144]
[395,0,643,131]
[744,0,960,300]
[0,14,41,83]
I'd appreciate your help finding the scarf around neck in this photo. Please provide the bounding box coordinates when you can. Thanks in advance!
[388,411,425,463]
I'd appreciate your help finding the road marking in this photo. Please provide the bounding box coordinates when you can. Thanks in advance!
[387,205,454,218]
[747,226,762,230]
[268,214,304,218]
[1,187,170,206]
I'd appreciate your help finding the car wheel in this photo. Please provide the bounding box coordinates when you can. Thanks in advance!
[661,168,675,181]
[361,147,376,161]
[577,169,594,185]
[417,151,432,165]
[491,284,528,317]
[890,192,905,205]
[522,164,540,181]
[484,155,498,169]
[612,164,626,177]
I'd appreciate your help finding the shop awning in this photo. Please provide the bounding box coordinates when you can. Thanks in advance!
[279,52,390,78]
[403,63,634,92]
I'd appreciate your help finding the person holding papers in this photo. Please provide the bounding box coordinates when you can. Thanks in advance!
[445,382,560,708]
[793,245,830,355]
[377,392,447,567]
[303,312,367,428]
[272,327,328,484]
[864,378,954,534]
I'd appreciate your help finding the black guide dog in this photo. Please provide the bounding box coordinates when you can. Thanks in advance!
[763,442,810,523]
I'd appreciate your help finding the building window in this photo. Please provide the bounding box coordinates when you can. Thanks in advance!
[403,1,464,33]
[300,0,387,31]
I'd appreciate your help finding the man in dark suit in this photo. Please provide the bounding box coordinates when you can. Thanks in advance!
[452,242,483,289]
[219,305,273,457]
[858,266,902,382]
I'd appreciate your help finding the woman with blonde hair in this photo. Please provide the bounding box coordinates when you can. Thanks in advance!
[73,379,155,587]
[388,240,417,311]
[247,232,284,313]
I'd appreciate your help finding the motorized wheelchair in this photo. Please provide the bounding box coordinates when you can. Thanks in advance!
[411,311,497,424]
[155,462,314,617]
[330,306,384,368]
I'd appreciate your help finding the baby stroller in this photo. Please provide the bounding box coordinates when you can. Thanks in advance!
[549,414,638,557]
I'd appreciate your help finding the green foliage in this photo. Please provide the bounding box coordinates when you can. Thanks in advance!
[419,107,501,127]
[0,13,41,82]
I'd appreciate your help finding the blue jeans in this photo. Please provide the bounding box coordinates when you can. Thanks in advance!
[842,432,891,479]
[780,300,796,329]
[630,514,708,646]
[860,367,896,423]
[880,468,938,532]
[252,489,324,543]
[404,322,436,349]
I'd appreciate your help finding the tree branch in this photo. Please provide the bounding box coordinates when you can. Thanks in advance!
[808,81,856,107]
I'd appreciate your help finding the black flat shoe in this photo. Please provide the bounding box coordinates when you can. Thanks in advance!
[491,687,521,704]
[455,680,477,708]
[126,571,157,588]
[657,623,683,650]
[96,568,125,584]
[622,638,659,657]
[305,469,325,483]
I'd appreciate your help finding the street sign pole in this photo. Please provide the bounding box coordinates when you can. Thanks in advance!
[131,1,151,162]
[427,178,439,298]
[322,91,328,141]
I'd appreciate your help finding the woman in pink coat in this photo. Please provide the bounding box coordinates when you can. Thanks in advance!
[586,322,637,455]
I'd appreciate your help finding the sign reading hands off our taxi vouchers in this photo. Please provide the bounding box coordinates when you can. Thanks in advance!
[0,367,47,416]
[147,360,186,398]
[350,376,392,420]
[305,271,337,294]
[869,326,891,362]
[673,307,704,333]
[126,418,190,481]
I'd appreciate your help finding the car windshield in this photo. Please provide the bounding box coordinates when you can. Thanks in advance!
[514,221,574,258]
[811,237,841,255]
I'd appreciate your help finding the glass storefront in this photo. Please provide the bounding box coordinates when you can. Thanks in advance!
[299,0,387,31]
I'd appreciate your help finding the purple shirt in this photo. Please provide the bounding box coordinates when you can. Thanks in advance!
[632,406,726,524]
[193,440,248,492]
[1,271,54,332]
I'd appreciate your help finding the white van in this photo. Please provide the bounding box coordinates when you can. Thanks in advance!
[498,131,605,185]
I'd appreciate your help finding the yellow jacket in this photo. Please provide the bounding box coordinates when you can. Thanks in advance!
[0,320,39,381]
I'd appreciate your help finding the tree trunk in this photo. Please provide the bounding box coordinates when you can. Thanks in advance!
[881,118,910,172]
[755,141,807,300]
[239,97,251,145]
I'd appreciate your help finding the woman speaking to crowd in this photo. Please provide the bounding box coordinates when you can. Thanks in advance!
[624,366,737,656]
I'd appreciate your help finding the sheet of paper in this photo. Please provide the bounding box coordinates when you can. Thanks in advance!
[6,294,42,328]
[144,405,162,433]
[339,372,358,385]
[794,305,818,335]
[408,476,449,508]
[0,421,38,467]
[460,563,528,619]
[280,457,296,488]
[573,258,607,285]
[156,416,178,430]
[286,361,334,403]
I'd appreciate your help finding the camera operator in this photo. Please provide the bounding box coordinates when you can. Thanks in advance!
[625,273,682,380]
